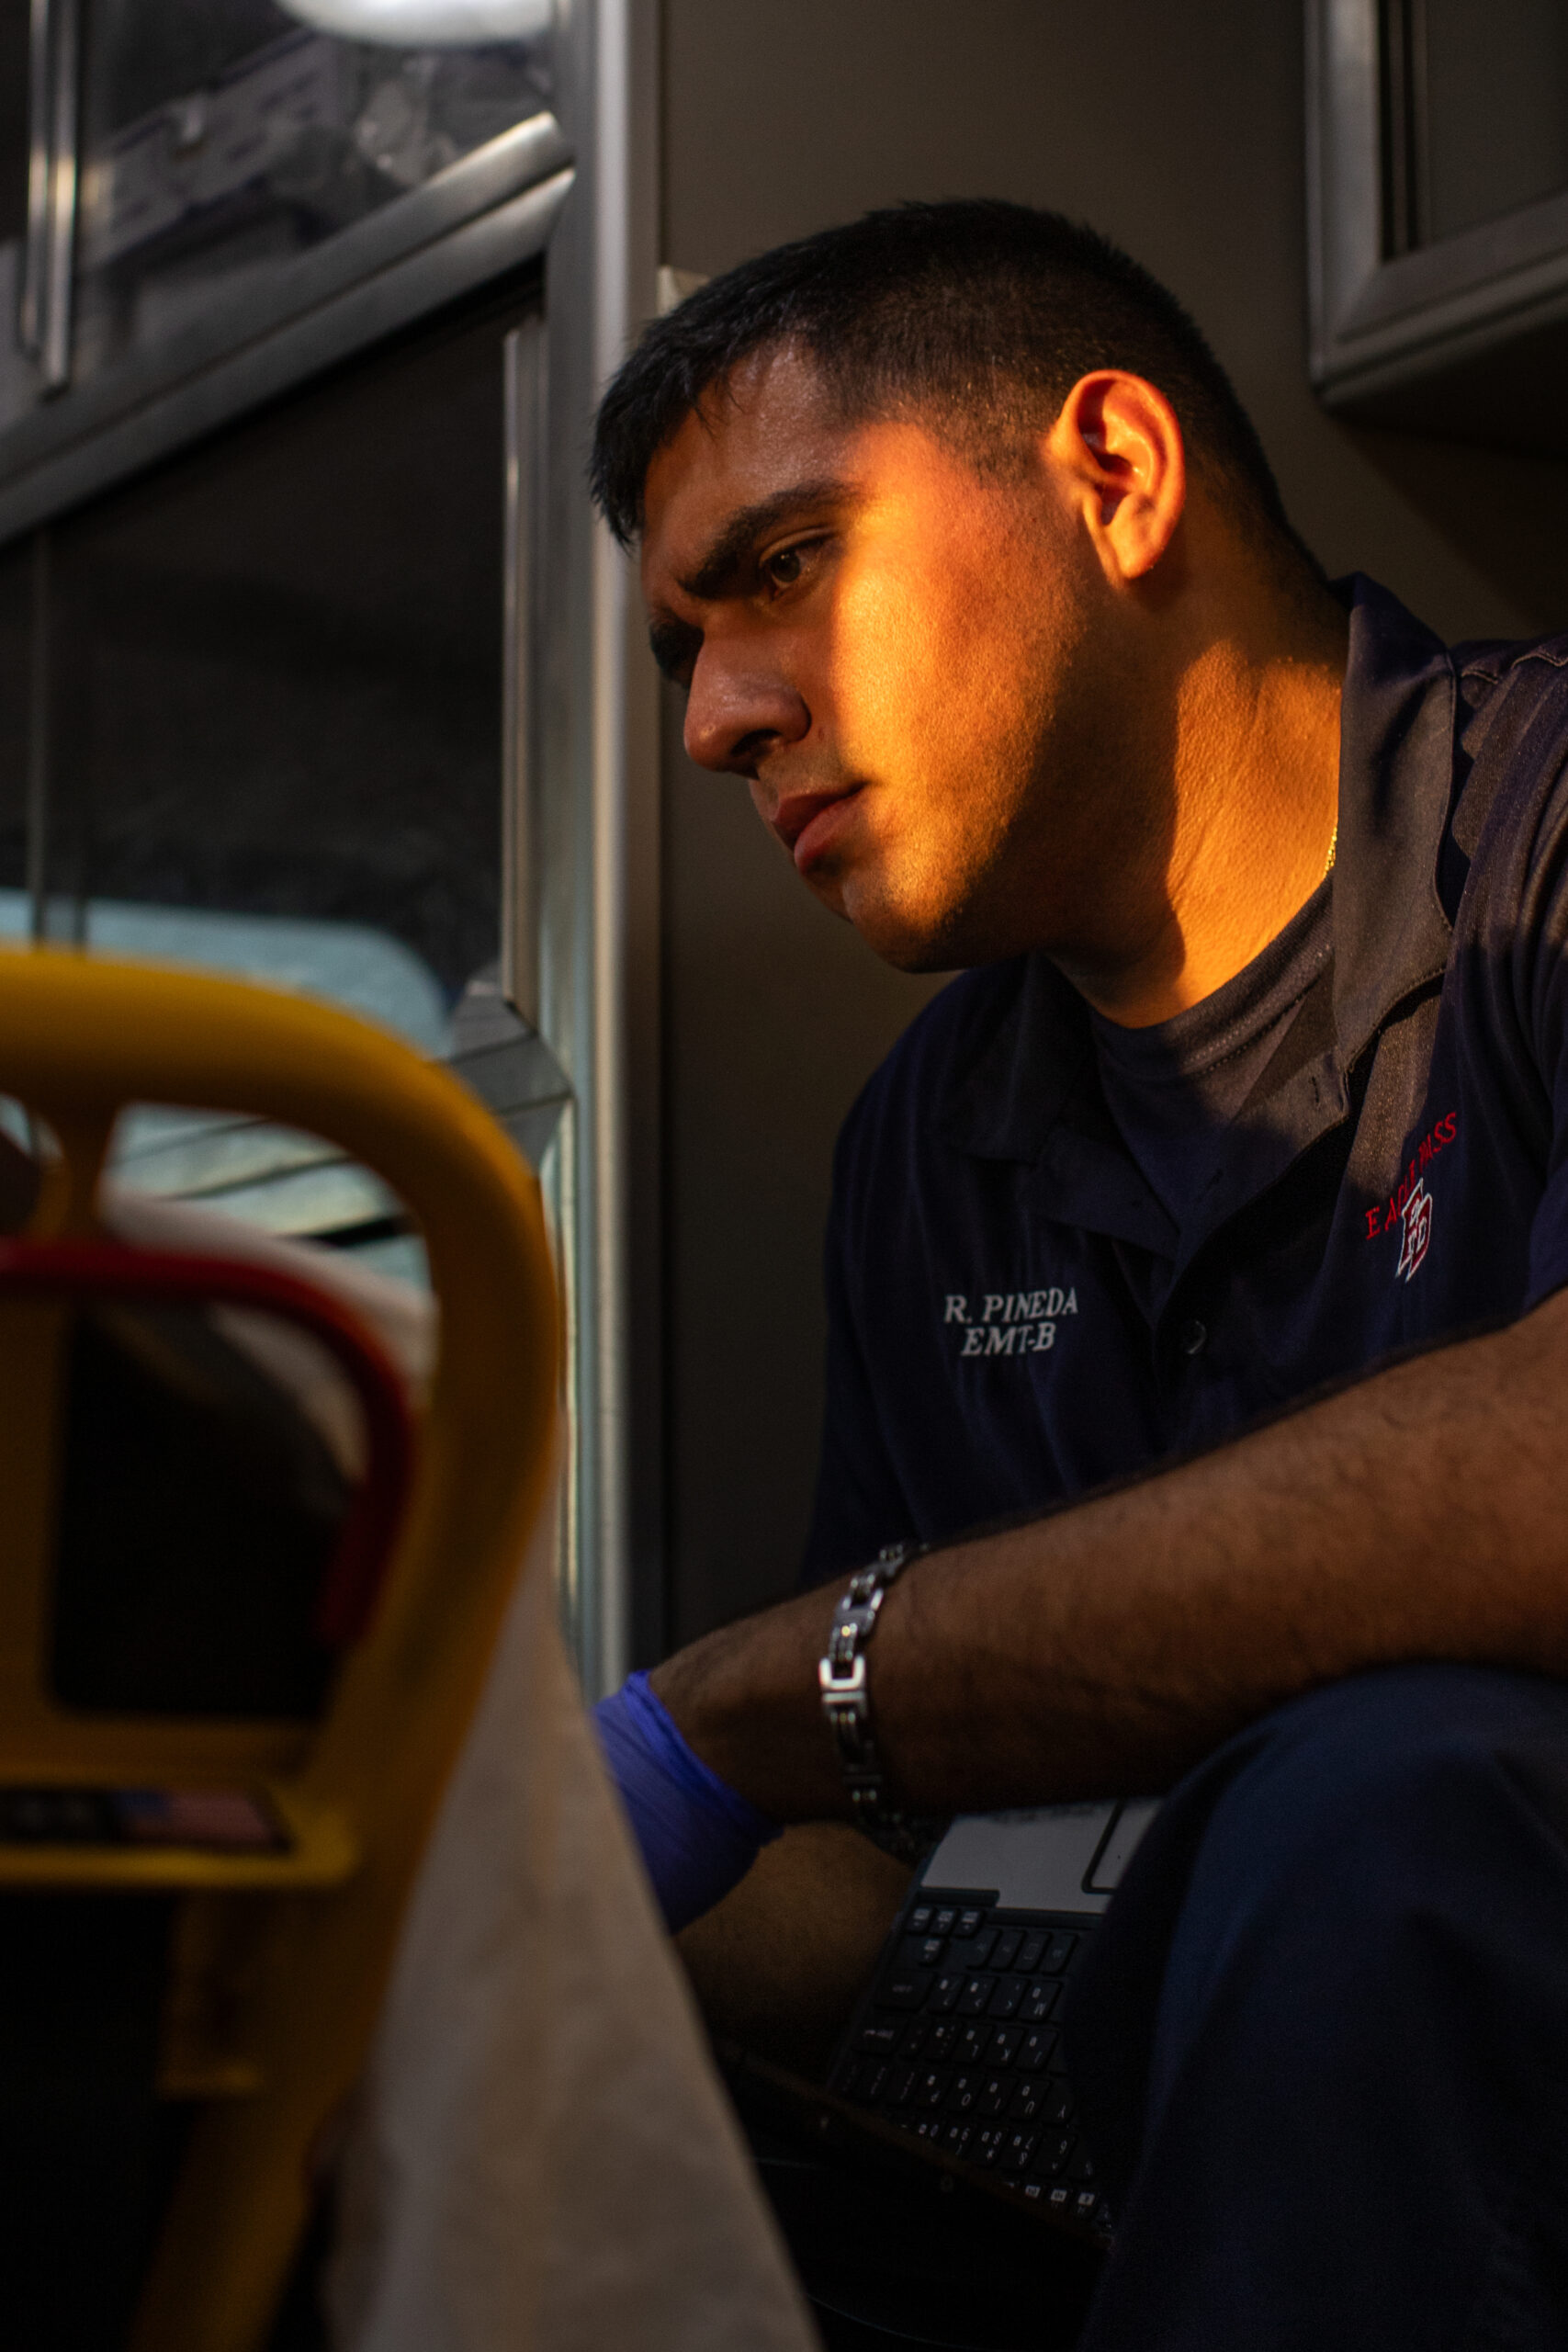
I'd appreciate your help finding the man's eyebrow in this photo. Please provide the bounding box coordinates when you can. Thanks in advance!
[675,475,852,602]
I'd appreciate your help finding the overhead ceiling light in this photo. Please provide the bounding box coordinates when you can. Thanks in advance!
[277,0,551,44]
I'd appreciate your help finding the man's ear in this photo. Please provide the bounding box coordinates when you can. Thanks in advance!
[1045,370,1187,586]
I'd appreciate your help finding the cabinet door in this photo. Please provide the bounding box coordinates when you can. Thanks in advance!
[29,293,532,1275]
[1312,0,1568,450]
[1373,0,1568,256]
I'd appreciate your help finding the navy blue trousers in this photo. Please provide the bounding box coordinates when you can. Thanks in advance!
[1066,1665,1568,2352]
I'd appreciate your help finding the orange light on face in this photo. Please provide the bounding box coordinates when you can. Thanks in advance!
[641,348,1115,976]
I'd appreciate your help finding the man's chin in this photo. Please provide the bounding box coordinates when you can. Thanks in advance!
[835,883,979,975]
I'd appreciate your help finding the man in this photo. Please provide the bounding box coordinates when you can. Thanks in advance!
[592,201,1568,2348]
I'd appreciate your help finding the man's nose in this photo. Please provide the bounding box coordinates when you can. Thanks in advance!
[682,648,808,776]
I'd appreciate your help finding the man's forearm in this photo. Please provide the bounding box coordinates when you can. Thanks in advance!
[650,1289,1568,1819]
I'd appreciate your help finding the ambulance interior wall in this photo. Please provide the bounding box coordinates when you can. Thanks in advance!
[656,0,1568,1650]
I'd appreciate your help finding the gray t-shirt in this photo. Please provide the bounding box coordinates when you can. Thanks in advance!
[1089,876,1333,1243]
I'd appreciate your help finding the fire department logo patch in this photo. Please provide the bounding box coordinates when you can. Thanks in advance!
[1395,1177,1433,1282]
[1363,1113,1457,1251]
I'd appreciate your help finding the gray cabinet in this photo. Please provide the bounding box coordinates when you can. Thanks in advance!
[1309,0,1568,452]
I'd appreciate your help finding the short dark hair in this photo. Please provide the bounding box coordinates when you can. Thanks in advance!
[591,198,1310,573]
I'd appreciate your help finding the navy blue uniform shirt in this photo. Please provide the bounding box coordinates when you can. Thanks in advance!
[803,576,1568,1579]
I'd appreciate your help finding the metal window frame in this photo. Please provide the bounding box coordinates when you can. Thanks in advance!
[0,0,663,1697]
[536,0,663,1694]
[1307,0,1568,442]
[18,0,82,392]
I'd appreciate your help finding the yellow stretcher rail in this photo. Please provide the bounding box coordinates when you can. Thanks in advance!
[0,944,559,2352]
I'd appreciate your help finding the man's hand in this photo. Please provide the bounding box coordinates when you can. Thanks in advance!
[676,1825,912,2075]
[650,1287,1568,1821]
[592,1670,780,1928]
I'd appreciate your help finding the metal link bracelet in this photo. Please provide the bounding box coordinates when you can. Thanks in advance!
[818,1538,939,1859]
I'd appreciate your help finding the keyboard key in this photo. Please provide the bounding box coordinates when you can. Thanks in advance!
[1017,2027,1058,2072]
[841,1901,1111,2229]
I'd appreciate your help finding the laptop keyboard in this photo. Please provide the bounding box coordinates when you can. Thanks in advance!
[829,1897,1111,2241]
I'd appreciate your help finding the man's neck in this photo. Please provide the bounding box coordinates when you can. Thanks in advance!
[1064,597,1348,1031]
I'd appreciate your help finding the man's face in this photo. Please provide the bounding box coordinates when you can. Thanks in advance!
[639,344,1162,972]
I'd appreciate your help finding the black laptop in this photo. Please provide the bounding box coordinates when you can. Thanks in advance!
[822,1798,1160,2245]
[724,1797,1160,2272]
[721,1802,1163,2346]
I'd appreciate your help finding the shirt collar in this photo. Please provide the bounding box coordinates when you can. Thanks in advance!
[1327,574,1456,1059]
[937,574,1457,1176]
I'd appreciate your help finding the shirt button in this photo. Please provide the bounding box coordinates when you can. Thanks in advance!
[1178,1317,1207,1357]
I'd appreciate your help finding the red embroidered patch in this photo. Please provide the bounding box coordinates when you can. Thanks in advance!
[1394,1178,1433,1281]
[1362,1112,1457,1244]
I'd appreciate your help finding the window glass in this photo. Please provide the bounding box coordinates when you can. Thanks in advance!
[73,0,551,385]
[0,0,28,249]
[0,0,31,430]
[24,293,525,1273]
[0,537,28,897]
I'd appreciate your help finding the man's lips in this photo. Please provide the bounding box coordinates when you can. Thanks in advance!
[771,787,862,873]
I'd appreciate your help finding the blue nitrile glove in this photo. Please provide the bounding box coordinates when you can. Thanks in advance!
[592,1669,781,1931]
